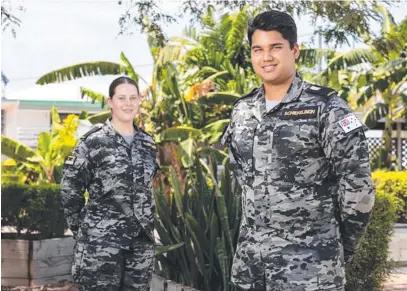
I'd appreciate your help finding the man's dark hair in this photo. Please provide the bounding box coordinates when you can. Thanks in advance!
[247,10,297,49]
[109,76,140,98]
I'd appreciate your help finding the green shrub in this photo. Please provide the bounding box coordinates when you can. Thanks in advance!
[373,171,407,223]
[1,183,66,239]
[154,153,241,291]
[345,191,397,290]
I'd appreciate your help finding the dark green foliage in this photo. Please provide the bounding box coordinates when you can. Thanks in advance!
[154,154,241,291]
[345,192,398,291]
[1,183,66,239]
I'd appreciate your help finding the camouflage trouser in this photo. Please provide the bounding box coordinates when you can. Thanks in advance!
[231,231,345,291]
[72,233,155,291]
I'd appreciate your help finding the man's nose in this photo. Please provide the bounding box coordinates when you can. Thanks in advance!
[262,50,274,62]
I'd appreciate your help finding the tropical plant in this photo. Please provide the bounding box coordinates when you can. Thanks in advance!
[1,107,79,183]
[351,13,407,168]
[154,142,240,291]
[297,8,407,169]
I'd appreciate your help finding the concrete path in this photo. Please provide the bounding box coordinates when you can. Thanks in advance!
[384,267,407,290]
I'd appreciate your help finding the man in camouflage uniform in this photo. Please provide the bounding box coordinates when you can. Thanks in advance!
[61,77,158,291]
[221,11,375,291]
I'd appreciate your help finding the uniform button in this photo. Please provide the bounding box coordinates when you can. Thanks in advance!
[83,223,89,228]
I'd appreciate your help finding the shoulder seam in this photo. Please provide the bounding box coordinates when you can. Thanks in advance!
[80,124,103,141]
[233,87,260,107]
[305,84,337,98]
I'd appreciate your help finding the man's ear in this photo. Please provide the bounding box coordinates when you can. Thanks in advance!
[293,43,300,60]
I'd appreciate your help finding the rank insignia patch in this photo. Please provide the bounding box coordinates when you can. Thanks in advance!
[65,155,77,165]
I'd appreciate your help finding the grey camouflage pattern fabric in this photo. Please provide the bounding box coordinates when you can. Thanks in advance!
[221,74,375,291]
[72,235,154,291]
[61,119,158,290]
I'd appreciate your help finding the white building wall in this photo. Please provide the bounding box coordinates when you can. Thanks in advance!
[3,103,19,140]
[16,109,51,147]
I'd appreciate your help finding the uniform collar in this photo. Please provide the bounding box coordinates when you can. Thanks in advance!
[103,119,142,148]
[105,118,139,136]
[252,73,304,122]
[281,73,304,104]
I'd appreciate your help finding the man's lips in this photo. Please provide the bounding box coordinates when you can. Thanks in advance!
[262,64,277,72]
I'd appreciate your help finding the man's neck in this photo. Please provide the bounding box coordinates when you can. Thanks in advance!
[111,119,135,136]
[264,74,296,101]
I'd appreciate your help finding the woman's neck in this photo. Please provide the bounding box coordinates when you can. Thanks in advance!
[111,119,135,136]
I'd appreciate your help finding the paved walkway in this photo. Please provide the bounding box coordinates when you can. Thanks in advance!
[384,267,407,290]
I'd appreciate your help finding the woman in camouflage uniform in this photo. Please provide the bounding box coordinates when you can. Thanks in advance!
[61,76,159,291]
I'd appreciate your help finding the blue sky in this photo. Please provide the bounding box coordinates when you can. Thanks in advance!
[2,0,406,96]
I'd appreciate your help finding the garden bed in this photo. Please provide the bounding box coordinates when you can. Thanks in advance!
[1,235,74,286]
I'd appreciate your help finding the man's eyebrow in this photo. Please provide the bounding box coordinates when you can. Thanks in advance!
[251,42,285,49]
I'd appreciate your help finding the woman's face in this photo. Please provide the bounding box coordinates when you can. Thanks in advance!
[108,83,141,123]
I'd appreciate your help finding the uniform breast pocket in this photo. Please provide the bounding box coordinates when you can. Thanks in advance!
[232,123,256,164]
[272,121,322,184]
[273,121,318,155]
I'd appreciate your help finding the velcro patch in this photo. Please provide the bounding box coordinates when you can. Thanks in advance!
[281,106,318,120]
[64,155,77,165]
[338,115,363,133]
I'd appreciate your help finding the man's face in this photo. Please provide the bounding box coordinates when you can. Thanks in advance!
[108,83,141,123]
[250,30,299,85]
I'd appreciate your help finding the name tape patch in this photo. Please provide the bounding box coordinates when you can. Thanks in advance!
[281,106,318,120]
[338,115,363,133]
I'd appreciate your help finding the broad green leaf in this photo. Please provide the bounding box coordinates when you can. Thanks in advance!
[1,135,36,162]
[37,132,51,160]
[161,127,202,142]
[180,137,195,168]
[50,106,61,138]
[198,92,240,106]
[87,111,111,124]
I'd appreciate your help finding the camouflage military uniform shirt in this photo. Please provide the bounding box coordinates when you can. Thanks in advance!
[222,75,375,291]
[61,119,159,290]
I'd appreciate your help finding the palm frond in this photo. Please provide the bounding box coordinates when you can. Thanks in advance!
[375,5,396,35]
[325,49,378,72]
[80,87,108,108]
[297,48,335,68]
[1,135,36,162]
[363,103,388,128]
[36,62,124,84]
